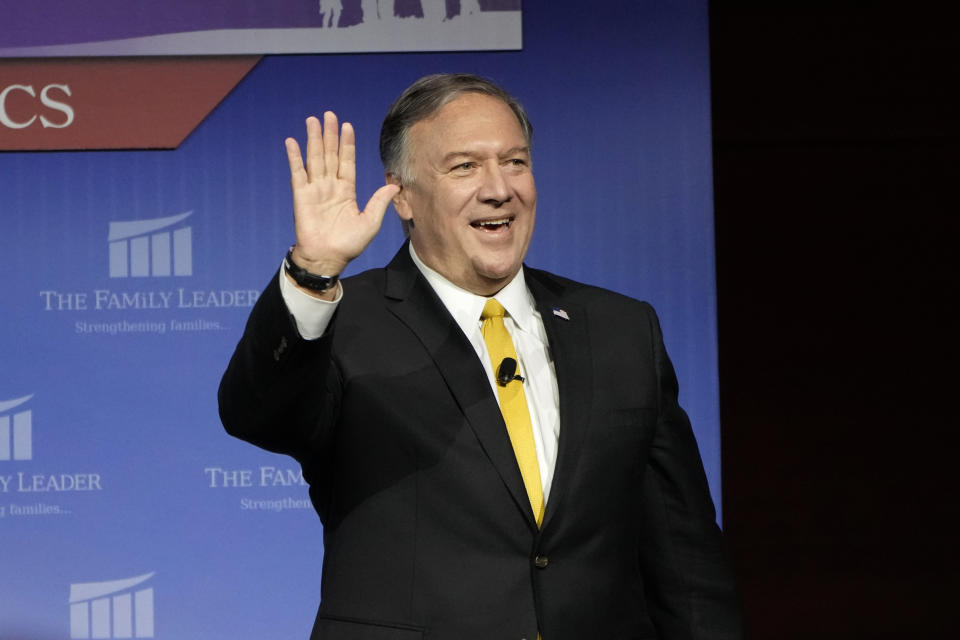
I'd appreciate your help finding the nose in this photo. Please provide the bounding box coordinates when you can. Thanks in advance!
[477,161,511,207]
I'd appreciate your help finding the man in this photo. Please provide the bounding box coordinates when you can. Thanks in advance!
[219,74,742,639]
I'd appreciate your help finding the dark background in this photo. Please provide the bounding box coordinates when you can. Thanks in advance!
[711,2,957,638]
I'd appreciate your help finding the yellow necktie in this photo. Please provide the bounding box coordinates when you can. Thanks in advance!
[480,299,545,526]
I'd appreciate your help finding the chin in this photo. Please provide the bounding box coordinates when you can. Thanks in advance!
[476,263,522,285]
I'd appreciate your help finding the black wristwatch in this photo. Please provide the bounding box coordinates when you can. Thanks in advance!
[283,246,339,293]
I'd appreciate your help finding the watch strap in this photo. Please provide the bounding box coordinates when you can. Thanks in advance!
[283,247,339,293]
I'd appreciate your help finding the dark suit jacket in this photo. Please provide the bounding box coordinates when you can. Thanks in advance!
[219,244,742,640]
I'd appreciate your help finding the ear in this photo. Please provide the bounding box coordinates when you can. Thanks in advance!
[386,172,412,222]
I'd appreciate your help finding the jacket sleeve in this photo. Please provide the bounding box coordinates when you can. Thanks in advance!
[637,303,744,640]
[217,271,340,463]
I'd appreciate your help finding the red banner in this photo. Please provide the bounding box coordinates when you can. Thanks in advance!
[0,57,260,150]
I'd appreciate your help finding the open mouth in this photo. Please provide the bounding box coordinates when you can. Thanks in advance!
[470,216,514,231]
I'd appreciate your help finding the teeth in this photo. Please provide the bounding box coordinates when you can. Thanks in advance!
[476,218,511,228]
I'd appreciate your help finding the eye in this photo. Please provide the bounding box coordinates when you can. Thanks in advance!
[505,158,528,168]
[452,161,476,172]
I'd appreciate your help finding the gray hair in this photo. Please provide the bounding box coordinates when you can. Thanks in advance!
[379,73,533,185]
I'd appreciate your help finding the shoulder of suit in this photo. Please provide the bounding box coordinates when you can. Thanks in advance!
[524,265,653,313]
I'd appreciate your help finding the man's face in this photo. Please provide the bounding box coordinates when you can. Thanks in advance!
[393,92,537,296]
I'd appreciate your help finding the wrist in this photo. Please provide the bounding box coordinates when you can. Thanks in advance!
[288,245,347,277]
[284,246,340,294]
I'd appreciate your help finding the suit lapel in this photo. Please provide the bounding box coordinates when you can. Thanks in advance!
[525,268,593,531]
[383,245,537,529]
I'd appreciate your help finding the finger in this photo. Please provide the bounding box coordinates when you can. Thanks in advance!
[304,116,324,181]
[339,122,356,184]
[285,137,307,189]
[322,111,340,179]
[362,183,402,221]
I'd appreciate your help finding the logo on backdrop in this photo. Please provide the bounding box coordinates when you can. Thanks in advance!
[204,463,313,514]
[0,394,33,461]
[108,212,193,279]
[37,210,260,336]
[0,393,105,520]
[69,572,155,639]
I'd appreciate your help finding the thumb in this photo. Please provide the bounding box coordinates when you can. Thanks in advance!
[362,183,402,220]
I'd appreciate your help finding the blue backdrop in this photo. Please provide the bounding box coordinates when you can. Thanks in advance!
[1,2,718,637]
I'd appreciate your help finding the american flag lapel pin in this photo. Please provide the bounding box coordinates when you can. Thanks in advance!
[552,307,570,321]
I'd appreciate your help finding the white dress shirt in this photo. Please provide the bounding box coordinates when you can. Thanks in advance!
[279,245,561,502]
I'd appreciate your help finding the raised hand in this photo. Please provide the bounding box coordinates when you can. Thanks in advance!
[284,111,400,283]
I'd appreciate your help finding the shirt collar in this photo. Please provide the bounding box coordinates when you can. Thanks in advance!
[408,243,538,335]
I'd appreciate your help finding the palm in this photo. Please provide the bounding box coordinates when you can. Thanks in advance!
[285,112,400,275]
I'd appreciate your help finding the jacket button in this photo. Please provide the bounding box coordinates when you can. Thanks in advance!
[534,555,549,568]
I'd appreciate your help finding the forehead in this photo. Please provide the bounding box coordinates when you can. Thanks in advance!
[407,93,527,160]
